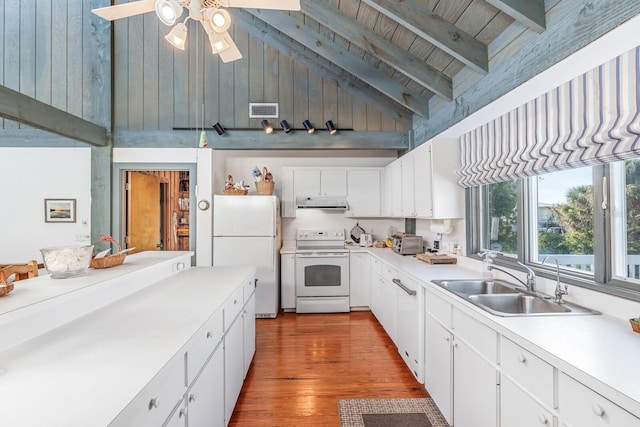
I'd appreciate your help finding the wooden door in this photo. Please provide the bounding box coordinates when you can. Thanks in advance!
[127,172,161,251]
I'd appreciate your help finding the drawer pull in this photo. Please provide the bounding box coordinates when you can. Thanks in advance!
[206,331,212,339]
[148,397,160,410]
[537,413,548,424]
[518,354,527,363]
[189,393,197,403]
[179,407,187,418]
[591,404,605,417]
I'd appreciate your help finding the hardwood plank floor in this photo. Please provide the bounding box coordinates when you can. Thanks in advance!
[229,311,428,426]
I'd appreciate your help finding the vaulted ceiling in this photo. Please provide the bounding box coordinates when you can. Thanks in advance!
[230,0,541,122]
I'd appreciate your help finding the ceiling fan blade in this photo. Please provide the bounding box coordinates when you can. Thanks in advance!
[92,0,156,21]
[220,0,300,11]
[218,32,243,63]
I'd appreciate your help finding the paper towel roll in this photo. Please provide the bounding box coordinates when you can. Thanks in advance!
[429,219,453,234]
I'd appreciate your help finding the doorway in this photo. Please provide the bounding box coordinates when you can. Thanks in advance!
[121,169,192,253]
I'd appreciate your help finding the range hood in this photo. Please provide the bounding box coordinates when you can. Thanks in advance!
[296,196,348,210]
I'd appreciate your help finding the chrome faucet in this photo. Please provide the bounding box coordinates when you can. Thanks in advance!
[488,262,537,293]
[542,255,569,304]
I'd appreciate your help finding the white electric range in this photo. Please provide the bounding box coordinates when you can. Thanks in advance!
[295,229,350,313]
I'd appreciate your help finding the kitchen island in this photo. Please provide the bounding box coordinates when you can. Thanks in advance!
[0,252,256,427]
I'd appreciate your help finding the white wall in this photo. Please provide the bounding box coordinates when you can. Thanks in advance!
[0,147,92,263]
[214,150,404,243]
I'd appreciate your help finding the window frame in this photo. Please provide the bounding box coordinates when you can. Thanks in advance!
[466,163,640,302]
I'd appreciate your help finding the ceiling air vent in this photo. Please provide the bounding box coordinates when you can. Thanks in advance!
[249,103,279,119]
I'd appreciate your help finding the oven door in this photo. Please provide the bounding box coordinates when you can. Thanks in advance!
[295,252,349,297]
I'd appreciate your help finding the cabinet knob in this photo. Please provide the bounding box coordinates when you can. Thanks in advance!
[518,354,527,363]
[537,413,548,424]
[206,331,212,339]
[591,404,605,417]
[148,397,160,410]
[452,342,458,349]
[443,335,450,342]
[234,299,239,305]
[189,393,197,403]
[179,407,187,418]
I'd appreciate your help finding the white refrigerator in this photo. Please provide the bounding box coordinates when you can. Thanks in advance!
[213,195,281,318]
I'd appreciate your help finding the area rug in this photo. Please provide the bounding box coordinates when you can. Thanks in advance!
[338,398,450,427]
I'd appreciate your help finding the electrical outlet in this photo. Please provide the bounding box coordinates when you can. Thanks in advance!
[75,234,91,241]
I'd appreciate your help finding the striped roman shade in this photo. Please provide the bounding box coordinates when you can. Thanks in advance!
[457,46,640,188]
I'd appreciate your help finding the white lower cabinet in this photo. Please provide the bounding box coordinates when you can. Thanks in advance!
[280,253,295,311]
[501,376,553,427]
[558,372,640,426]
[349,252,371,308]
[380,263,399,345]
[243,290,256,377]
[425,314,453,424]
[425,290,497,427]
[224,314,245,423]
[166,347,225,427]
[370,257,383,318]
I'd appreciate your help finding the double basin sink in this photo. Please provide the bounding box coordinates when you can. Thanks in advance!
[431,279,600,316]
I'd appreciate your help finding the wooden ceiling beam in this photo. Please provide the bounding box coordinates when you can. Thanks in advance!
[0,85,108,147]
[299,0,453,101]
[245,8,430,118]
[229,9,413,128]
[360,0,489,75]
[485,0,546,33]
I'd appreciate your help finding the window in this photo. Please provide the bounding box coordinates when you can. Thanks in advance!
[469,163,640,301]
[534,167,594,274]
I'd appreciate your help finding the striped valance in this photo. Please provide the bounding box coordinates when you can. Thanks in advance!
[457,46,640,188]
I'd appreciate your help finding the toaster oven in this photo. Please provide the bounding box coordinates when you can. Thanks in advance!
[391,234,423,256]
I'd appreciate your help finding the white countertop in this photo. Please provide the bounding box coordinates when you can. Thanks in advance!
[363,248,640,418]
[0,266,255,427]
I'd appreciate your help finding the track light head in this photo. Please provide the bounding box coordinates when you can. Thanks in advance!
[325,120,337,135]
[303,119,315,134]
[261,120,274,134]
[213,122,225,135]
[280,120,292,133]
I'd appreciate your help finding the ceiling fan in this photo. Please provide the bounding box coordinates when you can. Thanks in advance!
[92,0,301,63]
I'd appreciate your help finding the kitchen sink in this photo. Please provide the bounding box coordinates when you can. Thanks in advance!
[432,279,600,316]
[432,279,520,295]
[468,294,571,315]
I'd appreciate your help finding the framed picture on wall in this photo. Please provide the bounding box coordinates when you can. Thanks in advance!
[44,199,76,223]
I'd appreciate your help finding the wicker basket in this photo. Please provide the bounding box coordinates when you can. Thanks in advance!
[630,318,640,333]
[255,181,275,195]
[223,188,248,195]
[0,281,14,297]
[90,239,126,269]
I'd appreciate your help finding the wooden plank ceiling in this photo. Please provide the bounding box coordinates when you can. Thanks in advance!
[234,0,541,120]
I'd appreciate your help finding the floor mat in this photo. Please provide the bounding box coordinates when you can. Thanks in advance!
[338,398,450,427]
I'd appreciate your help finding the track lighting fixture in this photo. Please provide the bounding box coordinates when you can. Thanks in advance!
[325,120,337,135]
[213,122,225,135]
[261,120,274,134]
[280,120,292,133]
[303,120,315,134]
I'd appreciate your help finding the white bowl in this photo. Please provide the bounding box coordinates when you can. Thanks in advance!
[40,245,94,279]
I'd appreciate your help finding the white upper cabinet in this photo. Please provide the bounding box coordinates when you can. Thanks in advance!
[401,153,416,217]
[346,169,381,217]
[382,138,463,219]
[294,169,347,197]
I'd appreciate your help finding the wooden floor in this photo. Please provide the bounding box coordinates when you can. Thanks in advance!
[229,311,428,426]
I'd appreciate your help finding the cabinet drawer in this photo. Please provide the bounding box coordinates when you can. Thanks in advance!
[382,263,398,282]
[244,276,256,303]
[224,286,244,330]
[110,355,184,427]
[186,308,224,384]
[426,290,452,329]
[452,308,497,362]
[500,337,553,409]
[371,257,382,276]
[558,372,640,426]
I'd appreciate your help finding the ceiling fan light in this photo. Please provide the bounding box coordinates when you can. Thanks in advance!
[165,22,188,50]
[210,9,231,33]
[208,32,230,54]
[155,0,183,26]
